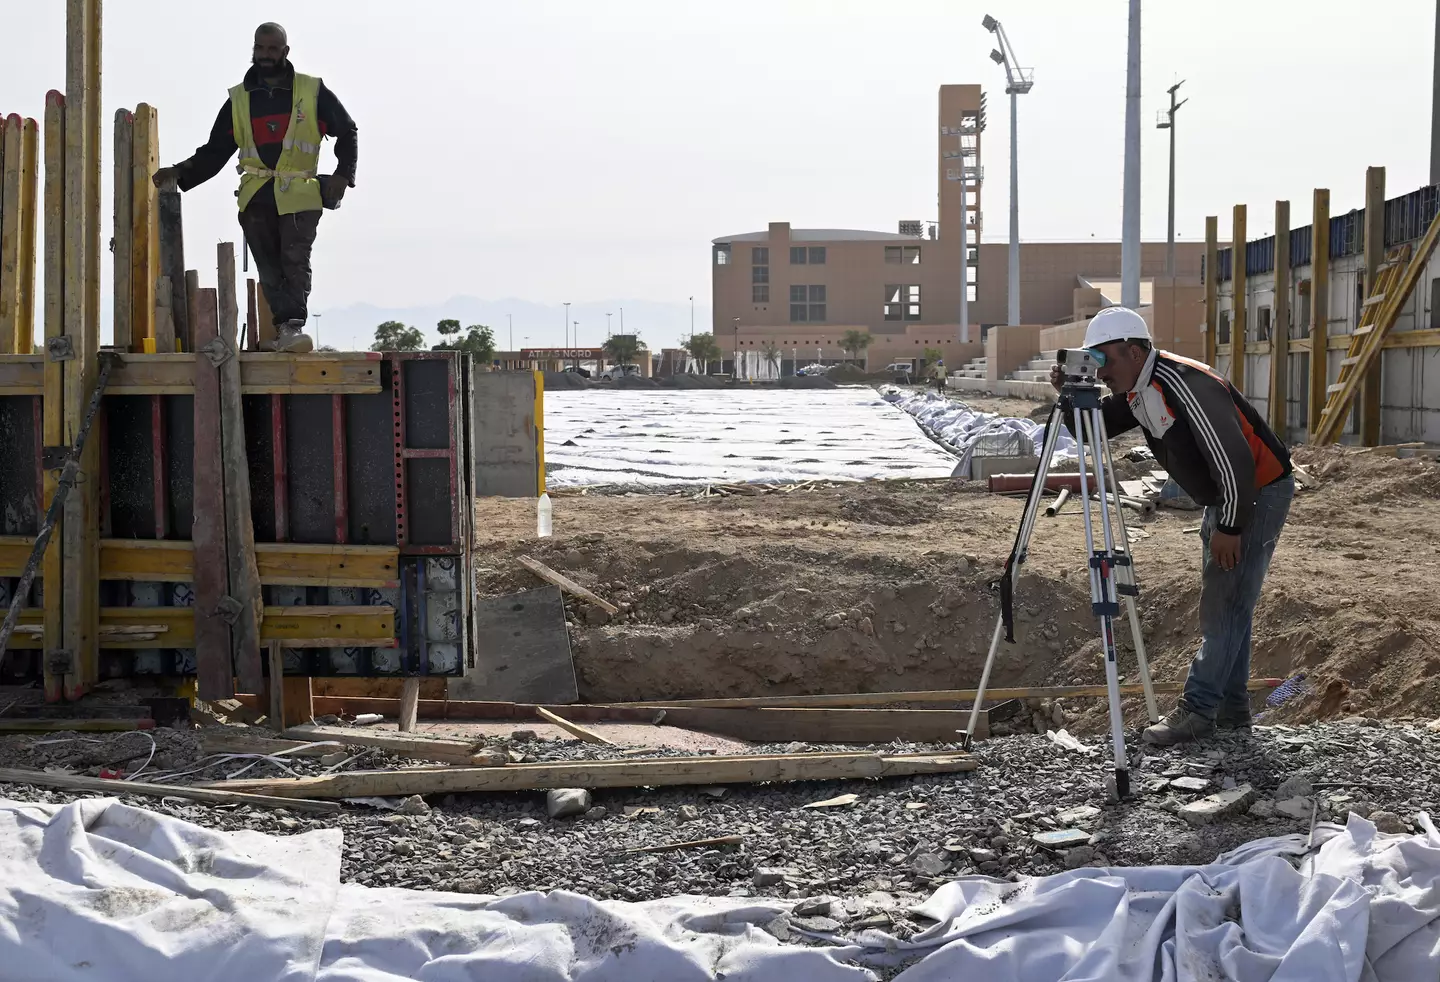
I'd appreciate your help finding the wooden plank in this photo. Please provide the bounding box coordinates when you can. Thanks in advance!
[1360,166,1386,447]
[314,677,447,699]
[212,750,979,799]
[284,723,507,765]
[216,242,263,694]
[90,539,400,586]
[281,675,313,728]
[202,727,335,757]
[256,286,274,348]
[0,766,340,813]
[1231,204,1247,393]
[536,705,615,745]
[1204,216,1218,366]
[16,118,37,354]
[1308,189,1330,440]
[158,187,187,351]
[111,109,133,351]
[245,278,258,351]
[0,718,152,733]
[191,286,232,699]
[398,677,420,733]
[517,556,618,613]
[1270,199,1290,437]
[0,352,386,395]
[41,91,64,702]
[0,115,21,353]
[643,706,988,743]
[3,604,394,650]
[130,104,158,347]
[267,640,284,731]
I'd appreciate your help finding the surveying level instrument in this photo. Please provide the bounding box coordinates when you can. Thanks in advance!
[960,348,1159,800]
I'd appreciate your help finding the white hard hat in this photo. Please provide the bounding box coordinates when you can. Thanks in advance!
[1082,306,1152,349]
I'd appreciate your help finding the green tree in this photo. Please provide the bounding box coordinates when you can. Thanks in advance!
[371,320,426,352]
[602,332,642,368]
[434,322,497,362]
[922,346,943,364]
[760,340,781,376]
[840,329,874,365]
[683,333,722,374]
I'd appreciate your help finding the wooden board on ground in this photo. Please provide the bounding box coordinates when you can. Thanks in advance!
[648,705,987,743]
[536,706,615,745]
[191,287,233,699]
[454,586,577,704]
[517,556,619,614]
[211,750,978,798]
[0,766,339,813]
[313,677,447,700]
[283,723,507,765]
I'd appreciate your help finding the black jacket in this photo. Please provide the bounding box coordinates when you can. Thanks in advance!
[175,62,357,207]
[1061,350,1291,534]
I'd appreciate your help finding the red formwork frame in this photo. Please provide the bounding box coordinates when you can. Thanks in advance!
[150,394,167,539]
[271,394,288,542]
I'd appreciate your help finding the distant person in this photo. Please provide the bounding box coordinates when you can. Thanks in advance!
[1049,307,1293,746]
[931,359,947,393]
[153,22,358,354]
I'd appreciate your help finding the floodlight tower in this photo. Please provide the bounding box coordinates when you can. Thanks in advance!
[1155,81,1188,279]
[983,14,1034,328]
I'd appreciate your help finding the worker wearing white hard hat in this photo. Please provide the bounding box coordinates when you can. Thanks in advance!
[1048,307,1294,747]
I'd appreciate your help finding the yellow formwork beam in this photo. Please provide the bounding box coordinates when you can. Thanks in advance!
[0,352,384,396]
[41,90,65,701]
[5,605,397,650]
[131,104,158,348]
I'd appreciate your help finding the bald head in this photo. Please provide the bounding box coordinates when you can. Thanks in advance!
[252,22,290,78]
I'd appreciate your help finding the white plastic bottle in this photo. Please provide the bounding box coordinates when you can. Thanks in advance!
[537,492,553,538]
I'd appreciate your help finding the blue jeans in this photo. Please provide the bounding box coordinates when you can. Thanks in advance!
[1181,474,1295,717]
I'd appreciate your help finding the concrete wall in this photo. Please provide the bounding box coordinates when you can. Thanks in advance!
[472,371,542,498]
[985,324,1043,382]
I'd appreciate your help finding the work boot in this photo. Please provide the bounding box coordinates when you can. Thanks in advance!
[1141,705,1214,746]
[1215,704,1253,731]
[267,320,314,354]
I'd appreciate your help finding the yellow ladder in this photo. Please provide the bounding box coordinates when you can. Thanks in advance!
[1311,211,1436,444]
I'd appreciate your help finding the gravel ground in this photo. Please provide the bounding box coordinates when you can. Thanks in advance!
[2,717,1436,939]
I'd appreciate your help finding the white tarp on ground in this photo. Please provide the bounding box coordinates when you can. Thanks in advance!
[543,388,958,487]
[4,797,1440,981]
[879,386,1078,471]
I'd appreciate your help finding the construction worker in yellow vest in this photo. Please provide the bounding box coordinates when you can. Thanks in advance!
[154,23,358,353]
[931,358,948,393]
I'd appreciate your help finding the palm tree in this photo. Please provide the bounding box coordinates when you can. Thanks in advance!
[760,340,781,377]
[683,333,722,374]
[840,329,874,368]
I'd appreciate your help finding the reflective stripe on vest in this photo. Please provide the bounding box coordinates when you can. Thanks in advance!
[229,72,325,215]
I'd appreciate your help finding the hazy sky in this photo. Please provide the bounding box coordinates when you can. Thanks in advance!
[2,0,1435,346]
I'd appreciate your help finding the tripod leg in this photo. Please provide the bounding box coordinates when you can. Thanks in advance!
[1095,417,1159,724]
[1076,406,1131,800]
[961,402,1066,749]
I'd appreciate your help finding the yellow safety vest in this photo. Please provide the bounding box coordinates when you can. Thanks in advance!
[230,72,324,215]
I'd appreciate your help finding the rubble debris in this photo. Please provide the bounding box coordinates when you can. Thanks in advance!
[1180,785,1256,826]
[546,788,592,819]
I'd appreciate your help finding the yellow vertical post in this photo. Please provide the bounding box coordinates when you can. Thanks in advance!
[1308,190,1331,440]
[1231,205,1247,394]
[42,91,65,701]
[112,109,133,351]
[81,0,103,690]
[16,118,37,354]
[131,104,157,347]
[0,115,20,352]
[1359,165,1385,446]
[1270,200,1290,438]
[1203,216,1218,366]
[533,370,546,495]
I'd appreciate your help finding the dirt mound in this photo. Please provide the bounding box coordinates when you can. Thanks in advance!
[606,375,659,388]
[826,364,869,383]
[1290,445,1440,512]
[542,371,589,390]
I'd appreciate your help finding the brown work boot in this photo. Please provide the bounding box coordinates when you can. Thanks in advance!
[1215,705,1253,731]
[266,320,314,354]
[1141,705,1215,746]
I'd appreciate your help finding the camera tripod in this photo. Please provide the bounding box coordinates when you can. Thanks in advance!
[960,375,1159,800]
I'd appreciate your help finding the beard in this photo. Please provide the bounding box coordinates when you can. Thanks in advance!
[253,56,282,73]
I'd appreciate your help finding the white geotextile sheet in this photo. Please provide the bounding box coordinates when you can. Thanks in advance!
[542,387,958,487]
[4,797,1440,981]
[880,385,1078,471]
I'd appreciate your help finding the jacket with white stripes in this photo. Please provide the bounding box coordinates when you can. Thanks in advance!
[1063,349,1291,535]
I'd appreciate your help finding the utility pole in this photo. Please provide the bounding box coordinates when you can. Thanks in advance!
[1156,80,1188,279]
[732,317,740,377]
[311,312,323,348]
[1433,0,1440,184]
[606,311,612,337]
[1121,0,1142,309]
[689,296,694,339]
[562,301,570,351]
[508,313,513,352]
[984,15,1034,327]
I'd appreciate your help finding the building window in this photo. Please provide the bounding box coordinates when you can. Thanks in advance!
[752,265,769,284]
[752,285,769,303]
[1218,309,1231,345]
[752,247,769,265]
[790,246,807,264]
[809,247,826,264]
[1256,306,1272,342]
[1297,284,1311,339]
[885,245,922,264]
[1431,278,1440,329]
[884,285,922,321]
[790,285,826,322]
[714,244,731,265]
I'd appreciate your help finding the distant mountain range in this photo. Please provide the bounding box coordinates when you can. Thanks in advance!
[310,297,712,353]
